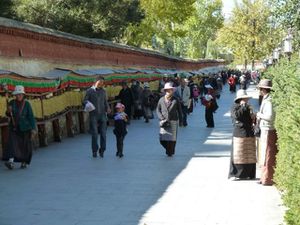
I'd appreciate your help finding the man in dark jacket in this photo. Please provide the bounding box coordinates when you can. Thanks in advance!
[116,82,134,124]
[84,76,111,158]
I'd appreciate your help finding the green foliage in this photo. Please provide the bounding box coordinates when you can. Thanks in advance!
[183,0,224,59]
[0,0,15,18]
[122,0,224,59]
[215,0,282,66]
[12,0,143,40]
[270,0,300,49]
[265,57,300,225]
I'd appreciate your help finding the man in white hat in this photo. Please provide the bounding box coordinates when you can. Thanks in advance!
[256,79,277,185]
[175,78,190,127]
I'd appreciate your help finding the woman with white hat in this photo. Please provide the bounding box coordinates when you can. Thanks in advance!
[156,82,183,157]
[4,85,36,170]
[256,79,277,185]
[229,89,256,180]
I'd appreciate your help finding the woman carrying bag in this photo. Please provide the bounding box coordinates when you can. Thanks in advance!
[156,82,183,157]
[4,85,36,170]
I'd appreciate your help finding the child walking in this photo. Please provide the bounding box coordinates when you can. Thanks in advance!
[113,103,128,158]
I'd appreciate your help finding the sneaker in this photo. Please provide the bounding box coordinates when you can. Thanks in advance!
[119,153,124,158]
[92,152,97,158]
[5,162,14,170]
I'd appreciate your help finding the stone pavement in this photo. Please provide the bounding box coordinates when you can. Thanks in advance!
[0,85,285,225]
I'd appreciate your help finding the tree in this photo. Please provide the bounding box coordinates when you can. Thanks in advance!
[269,0,300,49]
[215,0,281,69]
[0,0,15,18]
[12,0,144,40]
[183,0,224,59]
[122,0,196,53]
[123,0,223,59]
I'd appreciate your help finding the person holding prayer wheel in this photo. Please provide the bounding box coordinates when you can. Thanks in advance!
[4,85,36,170]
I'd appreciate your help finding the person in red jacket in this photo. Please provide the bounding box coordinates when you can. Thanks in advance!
[228,75,236,93]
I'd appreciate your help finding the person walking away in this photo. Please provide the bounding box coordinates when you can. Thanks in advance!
[141,82,154,123]
[84,76,111,158]
[187,77,194,114]
[4,85,36,170]
[113,103,128,158]
[201,85,218,128]
[131,80,143,120]
[157,82,183,157]
[174,78,190,127]
[116,82,134,124]
[239,74,247,90]
[192,84,200,105]
[228,75,236,93]
[229,89,256,180]
[256,79,277,185]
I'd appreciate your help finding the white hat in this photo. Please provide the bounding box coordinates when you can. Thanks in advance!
[12,85,25,95]
[257,79,272,89]
[184,78,189,83]
[163,82,175,91]
[144,82,150,88]
[234,89,251,102]
[205,84,213,89]
[205,94,213,101]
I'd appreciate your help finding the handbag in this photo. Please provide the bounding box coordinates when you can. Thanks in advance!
[160,119,170,128]
[253,121,261,137]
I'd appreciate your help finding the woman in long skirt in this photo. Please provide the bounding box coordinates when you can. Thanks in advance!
[156,82,183,157]
[4,85,36,170]
[229,89,256,179]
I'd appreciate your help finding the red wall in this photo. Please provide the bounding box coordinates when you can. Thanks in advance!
[0,26,225,70]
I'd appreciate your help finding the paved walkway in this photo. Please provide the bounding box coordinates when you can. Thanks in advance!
[0,85,285,225]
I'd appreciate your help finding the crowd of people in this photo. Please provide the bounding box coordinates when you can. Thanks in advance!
[3,69,278,186]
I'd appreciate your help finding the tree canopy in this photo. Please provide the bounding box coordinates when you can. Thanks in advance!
[215,0,282,66]
[8,0,144,40]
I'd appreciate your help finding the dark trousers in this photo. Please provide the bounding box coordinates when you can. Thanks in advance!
[229,84,236,92]
[124,104,132,120]
[116,135,125,155]
[160,141,176,156]
[89,115,107,153]
[182,105,188,126]
[6,129,33,164]
[205,108,214,127]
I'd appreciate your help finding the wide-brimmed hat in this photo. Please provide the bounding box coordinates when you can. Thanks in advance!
[205,84,213,89]
[234,89,252,103]
[183,78,189,83]
[115,103,125,109]
[163,82,176,91]
[257,79,272,89]
[12,85,25,95]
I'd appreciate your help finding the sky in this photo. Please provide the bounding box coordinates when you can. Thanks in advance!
[222,0,240,19]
